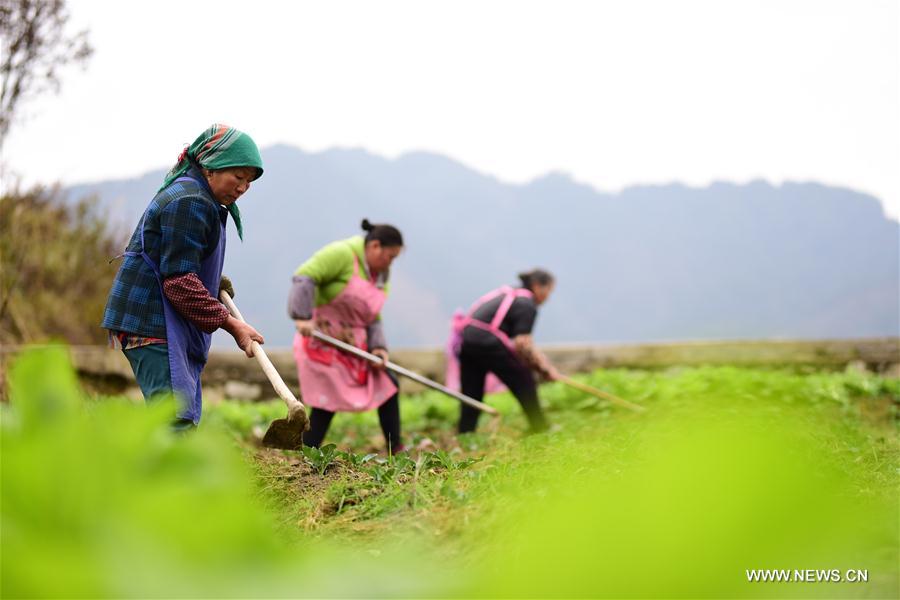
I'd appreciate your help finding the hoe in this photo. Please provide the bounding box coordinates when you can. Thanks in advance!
[220,290,309,449]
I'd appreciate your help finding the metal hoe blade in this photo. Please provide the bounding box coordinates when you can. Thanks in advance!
[262,419,304,450]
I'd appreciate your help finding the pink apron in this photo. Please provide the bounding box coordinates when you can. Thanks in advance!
[293,254,398,412]
[445,286,534,392]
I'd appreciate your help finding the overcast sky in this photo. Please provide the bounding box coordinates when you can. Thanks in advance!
[3,0,898,219]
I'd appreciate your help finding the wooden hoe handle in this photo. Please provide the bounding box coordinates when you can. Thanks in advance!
[558,375,646,412]
[219,291,306,416]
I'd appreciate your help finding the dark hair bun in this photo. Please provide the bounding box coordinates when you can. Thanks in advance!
[361,219,404,247]
[518,268,555,291]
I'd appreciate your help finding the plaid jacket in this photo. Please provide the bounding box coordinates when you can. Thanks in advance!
[101,169,229,338]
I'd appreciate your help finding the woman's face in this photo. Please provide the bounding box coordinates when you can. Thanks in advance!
[532,281,555,305]
[365,240,402,273]
[204,167,257,206]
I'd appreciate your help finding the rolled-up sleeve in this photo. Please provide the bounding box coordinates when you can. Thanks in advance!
[163,273,229,333]
[288,275,317,319]
[366,320,387,350]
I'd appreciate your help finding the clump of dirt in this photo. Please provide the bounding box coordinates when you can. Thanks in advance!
[253,446,390,530]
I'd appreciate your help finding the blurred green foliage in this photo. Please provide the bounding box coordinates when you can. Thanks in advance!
[477,369,898,598]
[3,347,897,598]
[0,346,442,598]
[471,400,896,598]
[2,346,289,597]
[215,366,898,598]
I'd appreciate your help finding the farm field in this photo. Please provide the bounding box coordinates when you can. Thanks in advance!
[2,346,898,598]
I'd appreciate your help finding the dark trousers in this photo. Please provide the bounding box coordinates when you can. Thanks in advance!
[458,343,548,433]
[123,344,194,431]
[302,372,403,451]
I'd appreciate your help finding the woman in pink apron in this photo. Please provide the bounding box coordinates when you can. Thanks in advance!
[448,269,560,434]
[288,219,405,452]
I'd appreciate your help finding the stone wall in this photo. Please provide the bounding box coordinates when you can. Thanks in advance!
[2,337,897,402]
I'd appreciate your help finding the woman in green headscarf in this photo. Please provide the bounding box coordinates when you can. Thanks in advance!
[102,124,266,428]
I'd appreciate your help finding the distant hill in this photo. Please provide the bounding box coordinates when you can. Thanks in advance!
[68,145,900,348]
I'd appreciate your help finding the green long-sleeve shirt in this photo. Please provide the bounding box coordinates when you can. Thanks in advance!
[293,235,390,313]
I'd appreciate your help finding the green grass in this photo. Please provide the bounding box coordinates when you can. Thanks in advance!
[3,347,898,598]
[208,365,899,597]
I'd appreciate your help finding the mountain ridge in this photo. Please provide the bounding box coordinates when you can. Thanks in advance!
[67,144,899,348]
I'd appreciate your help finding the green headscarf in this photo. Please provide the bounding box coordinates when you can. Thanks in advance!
[159,124,264,240]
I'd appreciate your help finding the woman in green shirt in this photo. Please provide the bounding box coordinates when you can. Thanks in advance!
[289,220,405,452]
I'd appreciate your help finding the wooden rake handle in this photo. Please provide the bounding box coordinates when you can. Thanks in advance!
[558,375,646,412]
[219,291,306,418]
[311,330,499,416]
